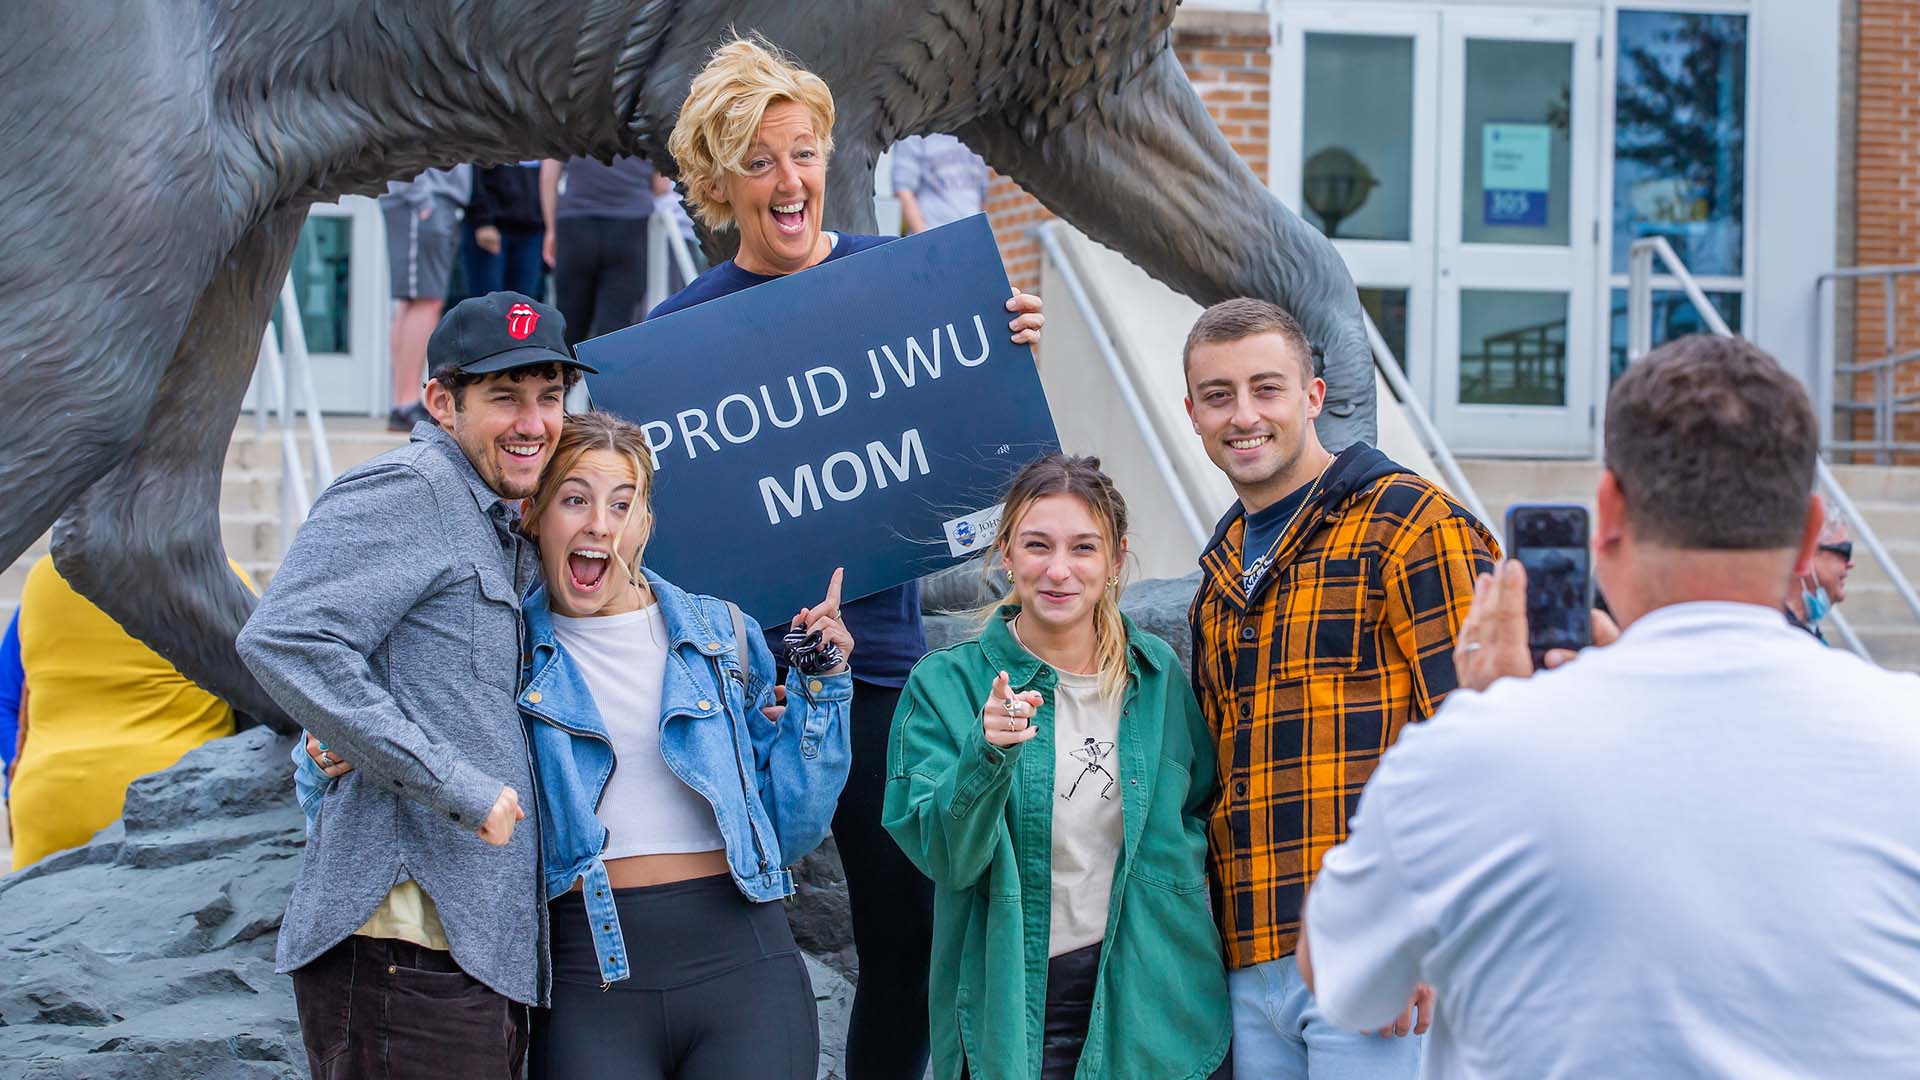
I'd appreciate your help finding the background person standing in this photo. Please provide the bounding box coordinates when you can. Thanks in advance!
[1784,513,1853,643]
[464,162,547,300]
[541,156,671,348]
[380,165,472,430]
[889,133,990,234]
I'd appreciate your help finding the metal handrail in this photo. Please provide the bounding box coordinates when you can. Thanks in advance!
[1363,314,1495,530]
[644,207,701,315]
[253,274,334,556]
[1035,226,1210,550]
[1814,262,1920,461]
[1628,237,1920,658]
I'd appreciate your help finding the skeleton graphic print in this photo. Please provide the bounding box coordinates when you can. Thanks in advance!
[1047,668,1126,956]
[1063,736,1118,801]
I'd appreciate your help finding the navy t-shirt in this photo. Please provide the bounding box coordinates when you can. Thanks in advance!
[648,233,925,687]
[1238,479,1315,596]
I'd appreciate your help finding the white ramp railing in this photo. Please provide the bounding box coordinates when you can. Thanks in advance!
[1036,227,1211,551]
[254,277,335,555]
[1363,315,1494,530]
[1627,236,1920,660]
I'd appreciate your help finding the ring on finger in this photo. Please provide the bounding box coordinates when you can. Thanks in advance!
[318,751,337,767]
[1461,642,1484,654]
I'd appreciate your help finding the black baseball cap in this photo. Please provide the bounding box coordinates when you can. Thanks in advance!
[426,292,598,379]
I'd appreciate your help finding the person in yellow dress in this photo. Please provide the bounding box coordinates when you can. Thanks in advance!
[9,555,254,870]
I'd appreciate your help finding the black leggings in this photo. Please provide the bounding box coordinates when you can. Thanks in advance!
[529,875,817,1079]
[835,680,936,1078]
[552,215,650,347]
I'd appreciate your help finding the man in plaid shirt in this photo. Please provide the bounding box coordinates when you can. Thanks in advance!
[1182,299,1496,1077]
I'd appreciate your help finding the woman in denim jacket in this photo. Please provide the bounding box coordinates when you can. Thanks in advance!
[300,410,852,1078]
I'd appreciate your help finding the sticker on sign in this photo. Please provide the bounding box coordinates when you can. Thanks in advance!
[943,503,1004,558]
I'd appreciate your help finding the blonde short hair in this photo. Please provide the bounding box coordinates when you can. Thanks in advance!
[668,36,836,232]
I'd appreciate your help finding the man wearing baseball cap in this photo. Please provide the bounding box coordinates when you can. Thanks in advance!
[240,292,594,1078]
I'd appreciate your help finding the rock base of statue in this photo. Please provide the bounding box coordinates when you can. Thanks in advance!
[0,727,852,1079]
[0,574,1201,1078]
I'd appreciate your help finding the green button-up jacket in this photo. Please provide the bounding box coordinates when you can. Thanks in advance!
[883,607,1231,1080]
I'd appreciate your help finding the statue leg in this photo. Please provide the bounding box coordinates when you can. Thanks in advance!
[959,50,1377,450]
[52,208,307,733]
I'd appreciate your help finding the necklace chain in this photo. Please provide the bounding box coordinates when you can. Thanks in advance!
[1243,454,1333,592]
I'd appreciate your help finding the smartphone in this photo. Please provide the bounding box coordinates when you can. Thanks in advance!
[1503,503,1594,668]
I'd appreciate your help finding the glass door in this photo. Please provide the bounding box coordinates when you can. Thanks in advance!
[246,196,388,416]
[1274,5,1439,398]
[1433,10,1602,454]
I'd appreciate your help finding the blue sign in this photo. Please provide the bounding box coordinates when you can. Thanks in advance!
[1484,189,1548,226]
[576,214,1060,626]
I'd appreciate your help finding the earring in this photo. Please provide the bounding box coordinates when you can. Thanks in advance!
[1005,568,1014,583]
[1106,576,1120,589]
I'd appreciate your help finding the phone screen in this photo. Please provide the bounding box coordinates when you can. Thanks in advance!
[1506,505,1592,658]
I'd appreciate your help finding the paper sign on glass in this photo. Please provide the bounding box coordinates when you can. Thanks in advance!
[575,214,1061,626]
[1482,121,1552,227]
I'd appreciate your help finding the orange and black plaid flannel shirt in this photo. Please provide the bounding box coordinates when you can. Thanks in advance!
[1189,445,1497,969]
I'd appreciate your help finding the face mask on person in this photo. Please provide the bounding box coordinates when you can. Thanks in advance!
[1801,577,1833,623]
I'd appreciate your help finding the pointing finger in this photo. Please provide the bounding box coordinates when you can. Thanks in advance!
[820,567,844,614]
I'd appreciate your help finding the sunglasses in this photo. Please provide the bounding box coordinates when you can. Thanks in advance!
[1819,541,1853,562]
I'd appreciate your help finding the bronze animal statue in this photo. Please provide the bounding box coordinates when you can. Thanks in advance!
[0,0,1373,729]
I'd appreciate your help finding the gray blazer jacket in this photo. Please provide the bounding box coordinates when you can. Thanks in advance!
[239,424,545,1005]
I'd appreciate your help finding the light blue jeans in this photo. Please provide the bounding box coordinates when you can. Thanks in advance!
[1229,954,1424,1079]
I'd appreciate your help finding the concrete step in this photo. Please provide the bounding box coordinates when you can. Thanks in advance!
[1826,463,1920,503]
[1853,625,1920,673]
[221,512,284,565]
[225,417,407,475]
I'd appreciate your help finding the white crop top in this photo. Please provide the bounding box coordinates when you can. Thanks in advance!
[548,604,726,860]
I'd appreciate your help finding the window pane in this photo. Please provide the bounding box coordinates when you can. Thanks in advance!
[1358,287,1410,371]
[1460,289,1569,406]
[1303,33,1414,241]
[1606,288,1742,382]
[1612,11,1747,275]
[278,216,353,354]
[1461,39,1573,247]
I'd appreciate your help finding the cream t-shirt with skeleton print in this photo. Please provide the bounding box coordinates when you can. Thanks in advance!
[1048,668,1125,957]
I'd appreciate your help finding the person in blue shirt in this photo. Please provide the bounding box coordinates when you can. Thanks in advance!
[653,35,1043,1080]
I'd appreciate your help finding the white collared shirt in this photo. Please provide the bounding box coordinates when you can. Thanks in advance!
[1305,602,1920,1079]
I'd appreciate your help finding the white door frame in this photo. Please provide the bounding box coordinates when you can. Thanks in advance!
[1271,2,1605,456]
[242,195,388,417]
[1271,4,1441,404]
[1433,7,1602,455]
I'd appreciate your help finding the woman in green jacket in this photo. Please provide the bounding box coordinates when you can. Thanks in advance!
[883,454,1231,1080]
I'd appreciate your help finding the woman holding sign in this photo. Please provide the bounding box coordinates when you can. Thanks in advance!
[883,454,1231,1080]
[653,35,1045,1079]
[298,411,853,1078]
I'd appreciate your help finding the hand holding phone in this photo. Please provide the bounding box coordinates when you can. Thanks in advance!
[1504,504,1595,669]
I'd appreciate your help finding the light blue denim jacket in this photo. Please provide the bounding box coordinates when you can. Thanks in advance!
[296,567,853,985]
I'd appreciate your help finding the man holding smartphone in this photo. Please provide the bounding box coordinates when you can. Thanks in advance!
[1300,335,1920,1077]
[1181,299,1497,1078]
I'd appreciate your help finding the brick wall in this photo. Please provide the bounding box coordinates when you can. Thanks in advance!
[984,13,1273,296]
[1852,0,1920,459]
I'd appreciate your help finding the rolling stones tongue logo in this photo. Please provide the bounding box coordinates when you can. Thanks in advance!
[505,303,539,340]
